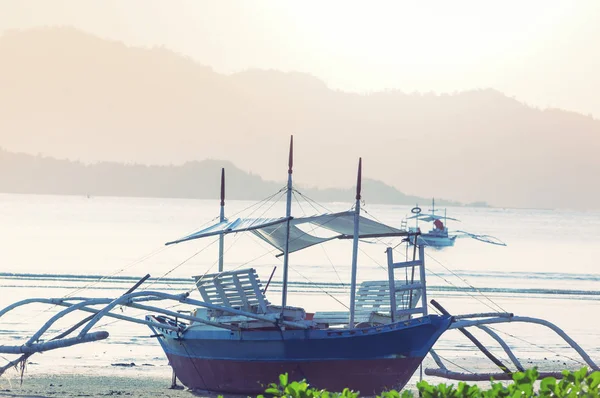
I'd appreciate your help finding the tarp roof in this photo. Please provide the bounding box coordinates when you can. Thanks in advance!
[166,211,407,254]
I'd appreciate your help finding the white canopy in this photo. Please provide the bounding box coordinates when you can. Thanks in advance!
[165,211,407,254]
[406,213,460,222]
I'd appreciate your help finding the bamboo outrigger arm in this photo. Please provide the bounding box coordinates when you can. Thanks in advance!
[450,316,599,371]
[425,368,568,382]
[0,291,309,330]
[0,291,311,364]
[477,325,524,371]
[0,289,310,354]
[0,332,109,355]
[426,312,599,381]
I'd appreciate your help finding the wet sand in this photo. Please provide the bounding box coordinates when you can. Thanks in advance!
[0,374,198,398]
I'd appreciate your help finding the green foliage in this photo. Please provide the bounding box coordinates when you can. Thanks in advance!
[415,367,600,398]
[416,380,482,398]
[256,372,361,398]
[536,367,600,397]
[255,367,600,398]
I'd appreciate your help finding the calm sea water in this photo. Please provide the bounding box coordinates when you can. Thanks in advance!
[0,193,598,382]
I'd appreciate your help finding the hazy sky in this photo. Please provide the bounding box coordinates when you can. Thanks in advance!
[1,0,599,117]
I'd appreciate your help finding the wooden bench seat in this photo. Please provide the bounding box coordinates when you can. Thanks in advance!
[192,268,306,323]
[312,280,421,326]
[193,268,270,313]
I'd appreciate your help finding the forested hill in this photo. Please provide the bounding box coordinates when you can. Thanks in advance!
[0,148,470,206]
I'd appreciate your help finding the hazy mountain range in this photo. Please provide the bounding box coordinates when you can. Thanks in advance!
[0,27,598,210]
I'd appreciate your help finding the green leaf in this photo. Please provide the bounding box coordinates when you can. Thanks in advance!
[586,371,600,390]
[511,371,525,383]
[280,373,289,388]
[400,390,415,398]
[465,384,481,398]
[380,390,401,398]
[539,376,557,392]
[417,380,435,394]
[574,366,589,383]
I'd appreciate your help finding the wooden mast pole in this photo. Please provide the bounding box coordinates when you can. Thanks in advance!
[218,168,225,272]
[349,157,362,327]
[281,136,293,308]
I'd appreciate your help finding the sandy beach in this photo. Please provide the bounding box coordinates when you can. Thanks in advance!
[0,373,420,398]
[0,374,196,398]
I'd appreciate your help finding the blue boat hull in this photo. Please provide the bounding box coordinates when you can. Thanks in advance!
[408,232,457,248]
[149,314,452,395]
[418,235,456,247]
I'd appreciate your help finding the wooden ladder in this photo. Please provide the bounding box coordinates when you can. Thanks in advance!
[386,245,428,322]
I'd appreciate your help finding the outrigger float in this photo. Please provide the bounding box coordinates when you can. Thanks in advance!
[0,137,597,394]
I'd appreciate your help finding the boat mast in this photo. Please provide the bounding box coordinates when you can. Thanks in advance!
[281,136,293,308]
[444,208,447,232]
[218,168,225,272]
[349,158,362,328]
[415,203,419,231]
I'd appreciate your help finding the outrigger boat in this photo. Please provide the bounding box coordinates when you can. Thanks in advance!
[404,199,506,248]
[0,137,596,394]
[143,138,451,394]
[405,199,458,248]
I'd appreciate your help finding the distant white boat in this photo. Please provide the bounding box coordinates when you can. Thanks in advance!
[404,198,506,248]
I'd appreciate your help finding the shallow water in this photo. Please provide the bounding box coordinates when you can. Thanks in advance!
[0,193,598,383]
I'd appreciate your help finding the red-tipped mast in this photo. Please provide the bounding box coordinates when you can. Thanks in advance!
[288,135,294,174]
[349,157,362,327]
[356,157,362,200]
[281,135,294,308]
[220,168,225,207]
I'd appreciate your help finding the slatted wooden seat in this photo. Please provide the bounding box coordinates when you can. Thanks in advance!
[192,268,306,324]
[193,268,270,314]
[312,280,421,325]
